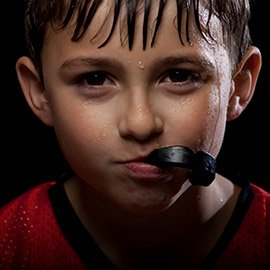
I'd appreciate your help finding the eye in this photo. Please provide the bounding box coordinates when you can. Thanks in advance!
[163,69,200,84]
[78,71,114,89]
[73,71,116,98]
[160,69,203,94]
[83,71,110,86]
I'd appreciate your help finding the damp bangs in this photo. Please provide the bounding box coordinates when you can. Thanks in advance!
[60,0,212,50]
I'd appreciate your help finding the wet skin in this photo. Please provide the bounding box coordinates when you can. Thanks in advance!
[28,0,234,213]
[16,0,261,267]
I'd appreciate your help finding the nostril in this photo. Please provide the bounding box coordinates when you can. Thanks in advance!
[118,108,164,141]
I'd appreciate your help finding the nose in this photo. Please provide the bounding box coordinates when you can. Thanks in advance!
[118,92,164,141]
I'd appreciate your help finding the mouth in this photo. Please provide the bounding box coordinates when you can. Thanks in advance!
[121,160,164,181]
[143,145,217,186]
[119,145,216,186]
[120,146,192,181]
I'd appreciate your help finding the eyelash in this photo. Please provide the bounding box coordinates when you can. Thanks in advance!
[78,71,113,87]
[74,68,203,97]
[73,71,115,98]
[160,69,203,90]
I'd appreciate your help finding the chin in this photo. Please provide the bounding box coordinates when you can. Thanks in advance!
[115,192,180,214]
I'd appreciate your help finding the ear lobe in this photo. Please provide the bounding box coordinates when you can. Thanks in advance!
[227,46,262,121]
[16,56,53,126]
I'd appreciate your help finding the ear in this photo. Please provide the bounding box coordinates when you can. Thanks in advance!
[16,56,53,126]
[227,46,262,121]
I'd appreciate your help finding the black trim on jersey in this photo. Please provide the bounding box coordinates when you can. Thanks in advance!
[48,182,117,269]
[201,180,254,268]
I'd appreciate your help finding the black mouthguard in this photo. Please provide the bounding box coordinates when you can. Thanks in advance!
[145,145,217,186]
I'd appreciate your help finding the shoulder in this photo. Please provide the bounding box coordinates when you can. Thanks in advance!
[250,183,270,198]
[242,183,270,232]
[249,183,270,211]
[0,181,59,233]
[0,182,57,239]
[214,183,270,268]
[230,184,270,261]
[0,181,56,218]
[0,181,57,245]
[0,181,85,269]
[246,183,270,234]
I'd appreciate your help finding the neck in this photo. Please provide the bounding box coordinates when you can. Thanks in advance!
[64,174,241,268]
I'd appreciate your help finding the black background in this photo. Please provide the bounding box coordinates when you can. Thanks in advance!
[1,1,269,206]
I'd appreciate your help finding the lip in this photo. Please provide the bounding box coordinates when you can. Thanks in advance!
[121,160,164,181]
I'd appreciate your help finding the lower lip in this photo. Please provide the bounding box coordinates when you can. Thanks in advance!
[122,162,163,180]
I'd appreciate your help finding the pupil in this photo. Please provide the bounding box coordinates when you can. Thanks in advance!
[169,70,188,82]
[87,72,105,85]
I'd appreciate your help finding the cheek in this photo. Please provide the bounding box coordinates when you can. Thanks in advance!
[49,99,115,170]
[200,90,227,155]
[163,89,227,156]
[195,88,229,156]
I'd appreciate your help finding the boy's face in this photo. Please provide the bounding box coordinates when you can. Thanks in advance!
[39,0,233,212]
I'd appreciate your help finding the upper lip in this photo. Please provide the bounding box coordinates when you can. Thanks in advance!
[118,153,153,164]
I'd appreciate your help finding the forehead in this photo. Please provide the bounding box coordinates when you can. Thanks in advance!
[41,1,233,99]
[42,0,230,76]
[52,0,223,50]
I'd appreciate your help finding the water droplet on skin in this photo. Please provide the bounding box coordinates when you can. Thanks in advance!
[137,61,145,70]
[101,134,107,139]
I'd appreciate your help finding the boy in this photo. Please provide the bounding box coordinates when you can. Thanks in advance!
[0,0,269,269]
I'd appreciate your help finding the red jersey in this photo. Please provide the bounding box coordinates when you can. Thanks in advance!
[0,182,85,270]
[0,181,269,269]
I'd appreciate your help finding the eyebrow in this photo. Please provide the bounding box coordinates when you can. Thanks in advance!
[151,55,216,72]
[59,54,215,74]
[59,57,123,73]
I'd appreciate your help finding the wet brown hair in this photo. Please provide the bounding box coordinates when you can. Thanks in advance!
[24,0,252,74]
